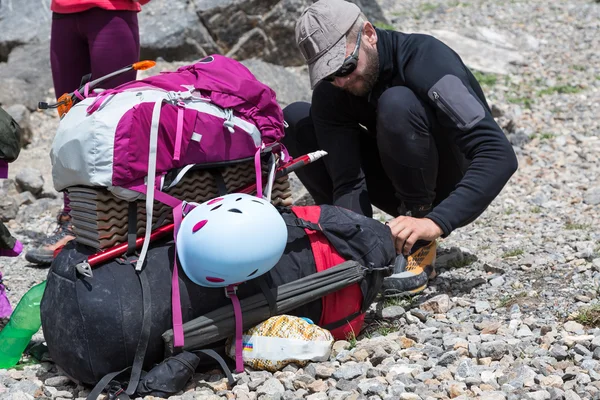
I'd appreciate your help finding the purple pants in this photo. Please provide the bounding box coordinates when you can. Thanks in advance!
[50,7,141,213]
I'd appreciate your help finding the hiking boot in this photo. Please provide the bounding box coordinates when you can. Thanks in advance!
[25,212,76,265]
[382,240,437,297]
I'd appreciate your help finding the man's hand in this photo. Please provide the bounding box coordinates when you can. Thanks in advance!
[387,216,443,255]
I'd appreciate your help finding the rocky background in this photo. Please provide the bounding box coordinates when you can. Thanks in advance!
[1,0,600,399]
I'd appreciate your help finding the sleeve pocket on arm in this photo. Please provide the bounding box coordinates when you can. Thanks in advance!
[428,74,485,131]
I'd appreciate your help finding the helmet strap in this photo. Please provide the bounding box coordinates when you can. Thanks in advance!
[225,284,244,373]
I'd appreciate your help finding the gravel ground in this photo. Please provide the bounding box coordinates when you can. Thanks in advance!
[1,0,600,399]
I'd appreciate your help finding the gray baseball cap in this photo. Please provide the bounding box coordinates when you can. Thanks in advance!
[295,0,361,89]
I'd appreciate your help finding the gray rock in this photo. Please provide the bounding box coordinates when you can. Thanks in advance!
[43,376,73,387]
[583,187,600,206]
[357,378,387,396]
[550,345,569,361]
[7,381,42,397]
[15,168,44,196]
[438,351,460,366]
[0,42,53,110]
[3,104,32,147]
[479,341,509,360]
[257,378,285,396]
[0,0,51,55]
[332,364,364,380]
[420,294,452,314]
[139,0,219,61]
[526,391,551,400]
[3,392,35,400]
[241,59,311,108]
[475,300,491,313]
[327,390,354,400]
[379,305,406,319]
[335,379,359,392]
[417,29,527,74]
[0,195,19,222]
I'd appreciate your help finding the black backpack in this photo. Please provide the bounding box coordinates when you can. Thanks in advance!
[0,106,21,163]
[40,205,395,395]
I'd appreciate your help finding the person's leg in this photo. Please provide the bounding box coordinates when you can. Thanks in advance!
[25,13,87,266]
[82,8,140,87]
[375,86,444,297]
[376,86,440,215]
[282,102,334,205]
[50,13,91,99]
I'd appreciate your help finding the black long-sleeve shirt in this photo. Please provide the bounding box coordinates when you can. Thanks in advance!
[310,28,518,237]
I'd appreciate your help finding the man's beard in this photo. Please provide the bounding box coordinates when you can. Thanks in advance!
[346,46,380,97]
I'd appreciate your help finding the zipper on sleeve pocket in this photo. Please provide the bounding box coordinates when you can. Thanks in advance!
[432,91,468,127]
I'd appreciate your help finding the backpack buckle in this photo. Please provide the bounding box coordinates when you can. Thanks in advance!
[107,381,125,400]
[225,285,238,298]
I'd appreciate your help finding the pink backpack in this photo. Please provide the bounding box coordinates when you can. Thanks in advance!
[50,55,288,349]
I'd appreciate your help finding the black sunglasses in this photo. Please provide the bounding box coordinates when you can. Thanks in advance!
[323,30,363,82]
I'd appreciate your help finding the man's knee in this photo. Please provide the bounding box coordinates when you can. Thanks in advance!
[283,101,311,136]
[282,101,317,156]
[377,86,431,137]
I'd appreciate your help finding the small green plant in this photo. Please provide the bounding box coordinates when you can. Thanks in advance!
[539,132,555,140]
[346,329,357,349]
[472,71,498,86]
[505,207,514,215]
[507,96,533,109]
[374,21,396,30]
[531,206,541,213]
[571,65,586,71]
[538,85,582,96]
[13,358,40,371]
[384,295,415,309]
[421,2,438,12]
[565,223,591,230]
[502,249,524,258]
[498,291,527,308]
[375,322,394,337]
[573,304,600,327]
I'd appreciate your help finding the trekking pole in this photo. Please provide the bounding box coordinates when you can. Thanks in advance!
[38,60,157,118]
[73,150,328,273]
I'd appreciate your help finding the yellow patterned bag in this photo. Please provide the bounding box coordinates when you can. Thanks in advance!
[225,315,334,372]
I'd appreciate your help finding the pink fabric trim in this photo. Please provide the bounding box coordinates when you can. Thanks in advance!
[126,184,182,209]
[50,0,145,14]
[173,106,184,161]
[192,220,207,233]
[86,89,116,114]
[172,203,184,348]
[0,240,23,258]
[0,161,8,179]
[73,90,85,101]
[254,148,262,198]
[126,183,186,348]
[228,285,244,373]
[207,198,223,205]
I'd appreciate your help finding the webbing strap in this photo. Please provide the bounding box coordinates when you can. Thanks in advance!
[173,106,184,161]
[127,202,137,256]
[171,203,184,348]
[227,285,244,373]
[125,267,152,395]
[135,98,163,271]
[254,147,262,198]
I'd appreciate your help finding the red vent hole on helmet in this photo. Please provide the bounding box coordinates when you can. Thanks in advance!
[206,276,225,283]
[207,198,224,205]
[192,219,208,232]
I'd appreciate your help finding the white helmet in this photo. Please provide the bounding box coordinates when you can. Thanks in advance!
[176,193,288,287]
